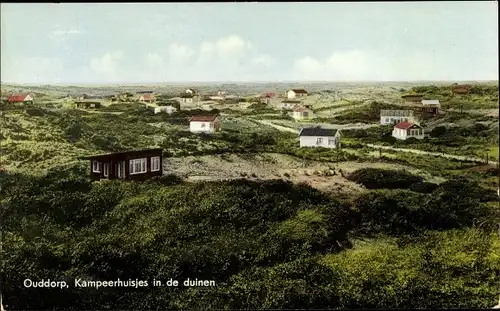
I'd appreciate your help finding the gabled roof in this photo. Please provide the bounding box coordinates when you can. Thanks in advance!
[8,94,30,102]
[299,126,338,137]
[380,109,414,117]
[402,94,423,98]
[190,115,218,122]
[137,91,154,94]
[140,94,155,100]
[180,94,194,98]
[421,99,440,106]
[290,89,308,94]
[80,148,163,160]
[394,121,421,130]
[294,107,310,112]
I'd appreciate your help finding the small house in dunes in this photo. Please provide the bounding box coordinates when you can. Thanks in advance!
[180,94,194,104]
[293,106,314,121]
[402,94,424,104]
[287,89,308,99]
[392,122,425,140]
[421,99,440,115]
[75,101,101,109]
[154,106,177,114]
[380,110,416,125]
[139,94,155,103]
[280,100,301,110]
[299,126,341,149]
[8,94,34,104]
[81,148,163,181]
[189,115,221,134]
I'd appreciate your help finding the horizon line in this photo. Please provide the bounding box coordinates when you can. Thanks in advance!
[1,79,498,87]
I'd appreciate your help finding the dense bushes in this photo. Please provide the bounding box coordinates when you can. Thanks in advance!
[347,168,424,189]
[2,164,499,309]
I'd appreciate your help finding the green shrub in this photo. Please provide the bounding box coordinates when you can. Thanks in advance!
[347,168,424,189]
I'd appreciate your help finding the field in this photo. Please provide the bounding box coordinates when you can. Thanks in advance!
[1,81,499,309]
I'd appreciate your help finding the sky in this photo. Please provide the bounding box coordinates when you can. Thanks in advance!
[0,2,498,84]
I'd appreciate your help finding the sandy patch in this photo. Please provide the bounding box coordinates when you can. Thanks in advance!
[163,152,436,193]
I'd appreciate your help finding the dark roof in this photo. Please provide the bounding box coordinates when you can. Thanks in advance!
[291,89,308,94]
[190,115,218,122]
[79,148,163,160]
[299,126,338,137]
[137,91,154,94]
[180,94,194,98]
[401,94,423,98]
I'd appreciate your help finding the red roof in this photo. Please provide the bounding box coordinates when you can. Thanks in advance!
[294,107,309,112]
[394,121,417,130]
[141,94,154,100]
[264,92,276,97]
[190,115,218,122]
[291,89,308,94]
[8,94,29,102]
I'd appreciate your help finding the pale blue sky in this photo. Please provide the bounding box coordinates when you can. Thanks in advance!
[1,2,498,84]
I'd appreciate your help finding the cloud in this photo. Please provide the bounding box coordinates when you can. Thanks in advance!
[81,51,128,83]
[167,43,196,64]
[0,56,64,84]
[292,50,440,81]
[135,35,277,82]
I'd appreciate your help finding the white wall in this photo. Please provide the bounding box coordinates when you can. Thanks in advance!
[392,127,425,140]
[300,135,340,148]
[154,106,176,114]
[380,116,415,125]
[287,90,296,99]
[293,110,313,120]
[190,121,216,133]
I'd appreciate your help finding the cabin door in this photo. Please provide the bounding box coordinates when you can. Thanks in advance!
[116,161,125,179]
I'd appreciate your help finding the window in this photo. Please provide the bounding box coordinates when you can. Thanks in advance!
[129,158,147,175]
[303,112,309,117]
[103,163,109,177]
[117,161,124,178]
[151,156,161,172]
[328,138,336,145]
[201,123,206,128]
[316,137,323,144]
[92,161,100,173]
[385,118,389,123]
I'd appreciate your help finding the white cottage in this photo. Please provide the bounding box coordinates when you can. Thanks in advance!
[299,126,341,148]
[293,107,314,121]
[380,110,416,125]
[189,115,221,134]
[392,122,425,140]
[180,94,195,104]
[287,89,308,99]
[154,106,177,114]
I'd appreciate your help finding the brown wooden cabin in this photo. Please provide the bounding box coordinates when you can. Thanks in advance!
[81,148,163,181]
[75,101,101,109]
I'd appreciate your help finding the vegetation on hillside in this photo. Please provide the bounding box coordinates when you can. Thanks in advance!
[1,165,499,309]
